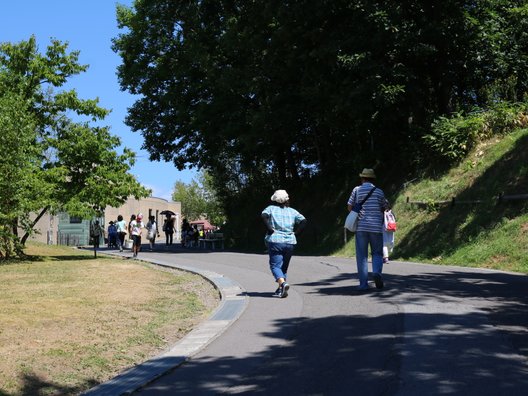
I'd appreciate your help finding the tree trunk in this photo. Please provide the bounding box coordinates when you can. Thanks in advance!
[286,147,300,181]
[20,206,50,246]
[276,150,287,186]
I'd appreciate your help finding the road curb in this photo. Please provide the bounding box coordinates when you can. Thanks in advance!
[82,252,248,396]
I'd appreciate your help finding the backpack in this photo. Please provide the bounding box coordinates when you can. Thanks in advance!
[384,210,397,232]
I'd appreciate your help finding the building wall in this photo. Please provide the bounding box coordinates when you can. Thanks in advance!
[23,212,59,245]
[105,196,182,241]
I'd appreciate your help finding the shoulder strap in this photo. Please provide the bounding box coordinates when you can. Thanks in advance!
[359,187,377,205]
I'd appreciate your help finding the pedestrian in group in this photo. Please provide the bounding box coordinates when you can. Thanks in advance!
[107,221,118,248]
[128,214,136,252]
[261,189,307,298]
[90,220,105,249]
[163,215,175,246]
[146,215,158,251]
[347,168,388,291]
[115,214,127,252]
[180,218,190,247]
[129,213,144,258]
[186,225,197,248]
[192,225,200,247]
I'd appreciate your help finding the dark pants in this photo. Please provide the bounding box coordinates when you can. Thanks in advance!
[118,232,126,249]
[268,242,294,281]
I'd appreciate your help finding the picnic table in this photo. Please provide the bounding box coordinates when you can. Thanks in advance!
[199,233,224,250]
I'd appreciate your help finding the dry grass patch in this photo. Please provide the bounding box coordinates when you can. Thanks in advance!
[0,243,220,395]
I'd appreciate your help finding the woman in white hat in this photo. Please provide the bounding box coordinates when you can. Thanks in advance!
[347,169,388,290]
[261,190,307,298]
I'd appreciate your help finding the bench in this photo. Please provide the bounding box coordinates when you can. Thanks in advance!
[199,233,224,250]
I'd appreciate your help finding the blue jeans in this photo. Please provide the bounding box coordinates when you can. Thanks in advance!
[268,242,294,281]
[355,231,384,288]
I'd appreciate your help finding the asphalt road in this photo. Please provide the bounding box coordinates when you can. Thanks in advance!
[107,248,528,395]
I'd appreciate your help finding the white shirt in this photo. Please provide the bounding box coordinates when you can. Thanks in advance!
[130,220,144,236]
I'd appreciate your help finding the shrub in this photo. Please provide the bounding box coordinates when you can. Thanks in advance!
[423,101,528,162]
[424,111,485,161]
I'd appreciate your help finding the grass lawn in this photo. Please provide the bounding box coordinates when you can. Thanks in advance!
[0,243,220,396]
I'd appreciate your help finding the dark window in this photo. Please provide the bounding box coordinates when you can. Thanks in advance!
[70,216,82,224]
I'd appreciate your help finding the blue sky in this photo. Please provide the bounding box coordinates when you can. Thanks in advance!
[0,0,197,200]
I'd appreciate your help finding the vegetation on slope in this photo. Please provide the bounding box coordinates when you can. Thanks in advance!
[339,127,528,273]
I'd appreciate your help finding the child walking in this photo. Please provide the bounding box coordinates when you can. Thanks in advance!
[383,209,397,264]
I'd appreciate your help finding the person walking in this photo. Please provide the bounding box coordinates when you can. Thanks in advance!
[146,215,159,251]
[261,189,307,298]
[129,213,144,258]
[180,218,191,247]
[90,220,104,249]
[382,207,396,264]
[163,215,175,246]
[115,214,127,252]
[347,168,388,290]
[107,221,118,248]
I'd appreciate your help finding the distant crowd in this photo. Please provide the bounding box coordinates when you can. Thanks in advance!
[89,213,217,258]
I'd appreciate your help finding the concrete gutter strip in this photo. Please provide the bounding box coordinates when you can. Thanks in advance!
[82,254,248,396]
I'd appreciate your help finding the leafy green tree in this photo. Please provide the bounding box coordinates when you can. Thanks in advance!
[0,36,150,257]
[172,180,204,222]
[114,1,528,248]
[172,171,225,226]
[0,92,43,258]
[199,171,226,227]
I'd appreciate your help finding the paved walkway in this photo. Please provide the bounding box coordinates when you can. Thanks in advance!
[85,245,528,395]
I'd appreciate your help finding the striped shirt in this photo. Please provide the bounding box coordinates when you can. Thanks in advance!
[347,182,386,233]
[262,205,306,244]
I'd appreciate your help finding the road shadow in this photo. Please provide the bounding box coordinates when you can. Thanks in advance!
[129,266,528,395]
[13,248,525,395]
[95,243,230,256]
[244,291,278,299]
[301,266,528,357]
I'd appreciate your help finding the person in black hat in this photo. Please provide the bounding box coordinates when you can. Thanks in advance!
[107,221,117,248]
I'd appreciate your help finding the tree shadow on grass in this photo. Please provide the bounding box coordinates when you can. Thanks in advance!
[7,372,98,396]
[396,132,528,261]
[0,254,98,267]
[45,255,103,262]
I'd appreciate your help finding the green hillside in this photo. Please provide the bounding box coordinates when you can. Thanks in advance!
[337,128,528,274]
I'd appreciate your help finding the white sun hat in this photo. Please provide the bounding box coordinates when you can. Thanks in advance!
[271,190,289,204]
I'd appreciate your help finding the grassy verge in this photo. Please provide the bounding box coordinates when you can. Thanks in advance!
[0,243,220,396]
[337,128,528,274]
